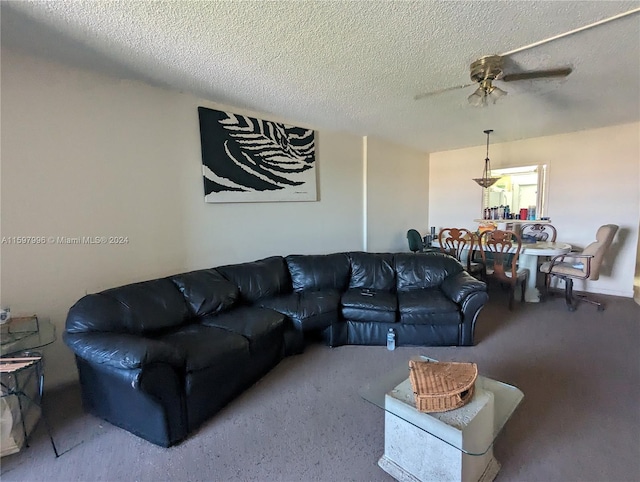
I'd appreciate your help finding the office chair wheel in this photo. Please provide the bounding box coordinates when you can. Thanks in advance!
[597,305,605,312]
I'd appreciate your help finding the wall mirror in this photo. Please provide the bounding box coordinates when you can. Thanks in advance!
[482,164,548,218]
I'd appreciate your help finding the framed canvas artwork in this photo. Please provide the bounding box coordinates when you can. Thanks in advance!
[198,107,317,203]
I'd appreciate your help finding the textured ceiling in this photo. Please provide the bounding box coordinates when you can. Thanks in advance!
[2,1,639,153]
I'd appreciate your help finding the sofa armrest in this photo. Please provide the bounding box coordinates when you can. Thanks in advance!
[63,332,184,370]
[440,271,487,304]
[459,291,489,346]
[441,272,489,346]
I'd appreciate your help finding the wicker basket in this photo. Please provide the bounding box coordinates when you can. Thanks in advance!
[408,359,478,413]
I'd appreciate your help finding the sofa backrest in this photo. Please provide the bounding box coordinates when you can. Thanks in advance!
[394,252,463,291]
[216,256,291,304]
[66,278,190,335]
[170,269,239,317]
[347,252,395,291]
[286,253,351,292]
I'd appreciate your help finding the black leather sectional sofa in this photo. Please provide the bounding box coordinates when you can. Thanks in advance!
[63,251,487,446]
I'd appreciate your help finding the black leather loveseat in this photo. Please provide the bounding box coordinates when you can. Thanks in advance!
[64,251,487,446]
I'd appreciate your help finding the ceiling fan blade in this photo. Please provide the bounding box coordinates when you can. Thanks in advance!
[501,67,572,82]
[414,83,474,101]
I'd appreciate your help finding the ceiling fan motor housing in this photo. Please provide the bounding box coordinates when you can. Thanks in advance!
[470,55,504,82]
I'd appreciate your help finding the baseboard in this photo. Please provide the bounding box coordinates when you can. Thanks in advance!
[577,288,633,298]
[548,279,633,299]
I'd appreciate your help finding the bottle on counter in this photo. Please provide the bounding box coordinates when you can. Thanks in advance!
[386,328,396,351]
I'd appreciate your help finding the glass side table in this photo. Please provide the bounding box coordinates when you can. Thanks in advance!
[1,316,56,356]
[1,316,59,457]
[360,356,523,482]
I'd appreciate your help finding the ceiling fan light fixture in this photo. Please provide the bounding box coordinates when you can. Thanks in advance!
[468,78,507,107]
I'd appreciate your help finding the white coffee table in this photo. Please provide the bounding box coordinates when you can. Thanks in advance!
[360,356,523,482]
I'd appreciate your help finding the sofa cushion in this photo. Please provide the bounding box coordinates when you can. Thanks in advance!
[395,253,464,291]
[347,252,395,291]
[342,307,396,323]
[341,288,397,323]
[285,253,350,293]
[258,290,341,331]
[200,307,285,344]
[159,324,250,372]
[397,290,461,325]
[170,269,239,317]
[66,279,190,335]
[201,307,286,361]
[216,256,291,304]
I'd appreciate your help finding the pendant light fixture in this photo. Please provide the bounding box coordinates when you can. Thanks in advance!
[472,129,501,188]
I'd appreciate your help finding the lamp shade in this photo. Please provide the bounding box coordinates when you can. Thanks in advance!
[487,85,507,103]
[467,88,485,106]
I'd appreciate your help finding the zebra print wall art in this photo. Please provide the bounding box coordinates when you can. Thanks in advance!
[198,107,317,203]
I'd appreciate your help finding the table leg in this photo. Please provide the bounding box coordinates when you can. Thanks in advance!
[518,254,541,302]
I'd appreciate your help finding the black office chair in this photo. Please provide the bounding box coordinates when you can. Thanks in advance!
[407,229,426,253]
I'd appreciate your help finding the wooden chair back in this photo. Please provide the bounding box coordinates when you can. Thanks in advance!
[521,223,557,242]
[479,229,522,284]
[438,228,478,271]
[438,228,474,268]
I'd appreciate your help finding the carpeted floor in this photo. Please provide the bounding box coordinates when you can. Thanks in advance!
[2,288,639,482]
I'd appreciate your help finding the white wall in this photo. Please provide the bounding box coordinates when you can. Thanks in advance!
[0,47,428,386]
[366,136,429,252]
[429,123,640,298]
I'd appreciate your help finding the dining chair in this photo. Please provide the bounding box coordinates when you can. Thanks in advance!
[479,229,528,310]
[407,229,426,253]
[539,224,618,311]
[438,228,485,280]
[521,223,557,242]
[521,223,558,277]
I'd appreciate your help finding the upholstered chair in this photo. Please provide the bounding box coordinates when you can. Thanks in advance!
[539,224,618,311]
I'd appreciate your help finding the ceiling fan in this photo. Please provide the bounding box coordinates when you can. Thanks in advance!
[414,7,640,106]
[413,55,572,106]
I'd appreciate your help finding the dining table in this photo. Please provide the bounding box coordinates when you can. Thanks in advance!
[518,241,572,302]
[430,239,572,302]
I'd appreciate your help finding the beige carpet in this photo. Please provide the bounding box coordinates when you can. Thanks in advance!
[2,289,639,482]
